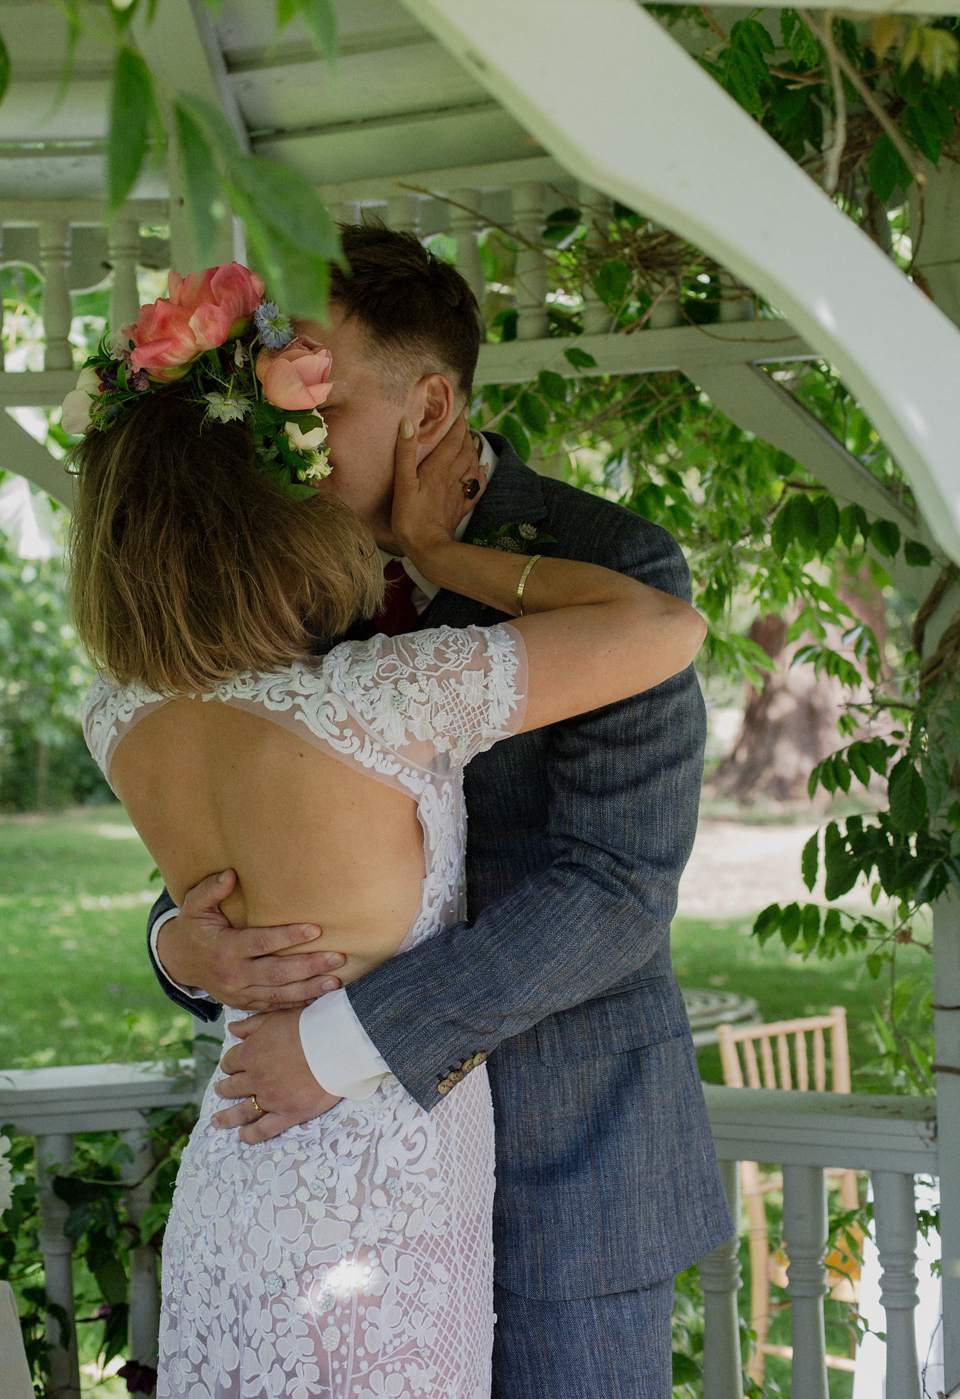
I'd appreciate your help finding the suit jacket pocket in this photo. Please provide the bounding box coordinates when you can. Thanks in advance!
[534,975,690,1062]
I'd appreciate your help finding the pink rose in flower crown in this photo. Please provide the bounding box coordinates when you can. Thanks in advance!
[122,262,266,382]
[255,337,334,411]
[168,263,264,338]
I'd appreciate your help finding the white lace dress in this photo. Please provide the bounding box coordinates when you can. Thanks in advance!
[81,625,527,1399]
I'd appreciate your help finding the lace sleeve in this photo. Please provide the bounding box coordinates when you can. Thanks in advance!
[81,674,171,792]
[325,624,527,771]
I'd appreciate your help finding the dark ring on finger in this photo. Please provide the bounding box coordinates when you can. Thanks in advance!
[462,477,480,500]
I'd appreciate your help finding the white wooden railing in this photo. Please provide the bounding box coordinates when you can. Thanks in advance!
[0,1056,937,1399]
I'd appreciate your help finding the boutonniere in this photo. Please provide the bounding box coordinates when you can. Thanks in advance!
[467,521,557,554]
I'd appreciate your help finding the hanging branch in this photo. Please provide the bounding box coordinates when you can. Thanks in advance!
[821,11,848,194]
[798,8,926,188]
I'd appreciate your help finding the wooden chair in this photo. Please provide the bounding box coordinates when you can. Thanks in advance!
[717,1006,861,1385]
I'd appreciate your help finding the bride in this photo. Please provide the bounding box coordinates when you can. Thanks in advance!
[67,264,705,1399]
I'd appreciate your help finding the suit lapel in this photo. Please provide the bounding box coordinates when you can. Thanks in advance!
[417,434,548,630]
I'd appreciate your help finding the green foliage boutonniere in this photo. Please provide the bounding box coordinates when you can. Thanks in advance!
[467,521,557,554]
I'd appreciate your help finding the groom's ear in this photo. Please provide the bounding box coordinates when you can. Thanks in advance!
[411,373,456,453]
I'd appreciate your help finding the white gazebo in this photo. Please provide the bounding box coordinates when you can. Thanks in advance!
[0,3,957,1396]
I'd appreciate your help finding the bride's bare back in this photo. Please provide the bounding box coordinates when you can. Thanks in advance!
[112,698,425,985]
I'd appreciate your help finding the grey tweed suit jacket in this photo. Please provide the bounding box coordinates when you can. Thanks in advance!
[148,433,733,1300]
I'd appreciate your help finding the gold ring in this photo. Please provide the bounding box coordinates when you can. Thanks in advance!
[461,477,480,500]
[250,1095,266,1116]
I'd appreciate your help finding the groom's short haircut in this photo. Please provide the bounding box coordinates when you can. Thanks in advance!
[329,223,483,405]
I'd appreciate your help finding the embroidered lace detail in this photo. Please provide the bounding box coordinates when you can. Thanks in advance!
[80,625,526,1399]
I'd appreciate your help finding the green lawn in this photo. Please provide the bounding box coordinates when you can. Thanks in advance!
[0,805,190,1069]
[0,808,933,1084]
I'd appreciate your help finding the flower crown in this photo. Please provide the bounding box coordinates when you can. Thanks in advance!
[61,262,333,497]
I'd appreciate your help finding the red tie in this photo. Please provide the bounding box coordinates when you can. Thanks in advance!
[374,559,419,636]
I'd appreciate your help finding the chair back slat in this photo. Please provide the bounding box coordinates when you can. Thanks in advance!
[743,1037,762,1088]
[813,1026,826,1091]
[760,1035,777,1088]
[795,1029,809,1091]
[716,1023,744,1087]
[776,1032,792,1090]
[830,1006,851,1092]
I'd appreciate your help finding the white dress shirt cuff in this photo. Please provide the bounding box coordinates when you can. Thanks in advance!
[299,989,390,1099]
[149,906,216,1003]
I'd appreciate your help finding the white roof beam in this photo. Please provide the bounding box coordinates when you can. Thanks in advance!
[402,0,960,565]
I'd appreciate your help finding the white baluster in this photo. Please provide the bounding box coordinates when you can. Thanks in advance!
[386,194,421,237]
[122,1128,160,1372]
[449,188,485,307]
[782,1164,829,1399]
[108,217,141,334]
[873,1171,921,1399]
[717,270,754,324]
[699,1159,744,1399]
[934,890,960,1391]
[39,219,73,370]
[35,1132,81,1399]
[512,181,549,341]
[578,182,614,335]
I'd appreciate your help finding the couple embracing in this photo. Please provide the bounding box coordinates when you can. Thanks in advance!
[70,224,732,1398]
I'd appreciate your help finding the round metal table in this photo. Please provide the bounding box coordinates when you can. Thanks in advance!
[681,987,760,1047]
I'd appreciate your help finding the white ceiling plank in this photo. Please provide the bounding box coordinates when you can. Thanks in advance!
[0,412,73,509]
[652,0,960,10]
[402,0,960,565]
[477,320,815,385]
[315,154,563,204]
[135,0,250,154]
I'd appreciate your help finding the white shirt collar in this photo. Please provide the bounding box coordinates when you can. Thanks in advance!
[378,434,499,606]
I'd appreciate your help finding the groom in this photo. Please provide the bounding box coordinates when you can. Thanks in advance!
[147,224,732,1397]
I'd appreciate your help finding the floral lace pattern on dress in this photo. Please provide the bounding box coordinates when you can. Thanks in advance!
[80,625,526,1399]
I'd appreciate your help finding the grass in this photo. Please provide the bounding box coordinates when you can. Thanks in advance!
[0,805,190,1070]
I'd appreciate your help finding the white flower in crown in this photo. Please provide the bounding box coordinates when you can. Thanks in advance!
[60,366,101,436]
[518,522,538,540]
[285,414,328,453]
[205,391,252,424]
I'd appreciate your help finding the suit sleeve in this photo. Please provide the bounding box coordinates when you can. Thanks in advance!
[146,889,223,1023]
[346,524,705,1111]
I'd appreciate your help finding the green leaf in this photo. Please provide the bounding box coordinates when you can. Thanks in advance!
[517,391,549,435]
[801,832,819,891]
[793,494,819,548]
[866,953,883,980]
[869,133,913,202]
[499,413,530,461]
[780,902,801,947]
[228,156,342,265]
[753,903,781,944]
[537,370,568,405]
[592,259,631,310]
[904,538,933,568]
[291,0,338,64]
[848,743,872,787]
[870,517,901,558]
[888,758,927,835]
[839,503,868,550]
[802,903,820,950]
[790,14,820,66]
[672,1352,701,1383]
[174,103,227,266]
[905,95,943,165]
[107,47,154,216]
[0,29,11,107]
[564,346,598,371]
[814,495,839,552]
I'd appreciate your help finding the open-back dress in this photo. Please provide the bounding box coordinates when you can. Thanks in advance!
[82,624,527,1399]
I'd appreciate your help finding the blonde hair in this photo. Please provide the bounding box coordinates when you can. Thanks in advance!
[69,391,384,693]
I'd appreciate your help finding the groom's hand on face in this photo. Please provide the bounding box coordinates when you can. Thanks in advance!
[212,1010,342,1143]
[157,869,346,1013]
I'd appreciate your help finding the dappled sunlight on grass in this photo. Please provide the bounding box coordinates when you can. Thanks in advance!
[0,808,190,1068]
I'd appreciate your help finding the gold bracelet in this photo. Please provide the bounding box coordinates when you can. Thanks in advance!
[516,555,542,616]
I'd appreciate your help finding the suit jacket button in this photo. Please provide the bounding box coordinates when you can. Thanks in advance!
[448,1069,464,1084]
[437,1080,451,1095]
[474,1051,487,1065]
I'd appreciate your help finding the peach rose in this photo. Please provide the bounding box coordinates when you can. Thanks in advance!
[122,298,231,379]
[256,337,334,411]
[168,263,264,338]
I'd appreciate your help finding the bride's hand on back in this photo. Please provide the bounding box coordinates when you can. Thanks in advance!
[391,411,485,563]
